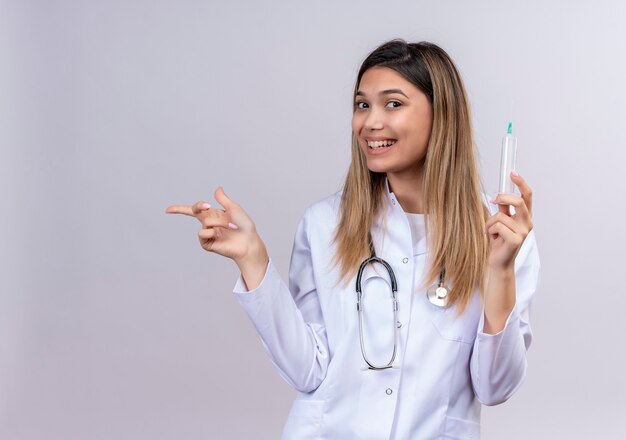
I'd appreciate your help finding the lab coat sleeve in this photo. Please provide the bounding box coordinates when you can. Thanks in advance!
[232,207,330,393]
[470,229,541,406]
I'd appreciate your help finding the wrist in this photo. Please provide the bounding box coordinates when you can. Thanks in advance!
[235,237,269,291]
[483,265,516,334]
[236,236,267,266]
[487,261,515,276]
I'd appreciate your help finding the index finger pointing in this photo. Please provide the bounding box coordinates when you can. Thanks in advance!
[165,205,194,216]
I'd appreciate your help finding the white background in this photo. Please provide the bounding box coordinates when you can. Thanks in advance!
[1,0,625,438]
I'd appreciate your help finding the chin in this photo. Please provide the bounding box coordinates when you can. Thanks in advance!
[364,158,390,173]
[366,165,391,174]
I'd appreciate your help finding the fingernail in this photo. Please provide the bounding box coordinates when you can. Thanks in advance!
[228,222,239,230]
[201,203,211,209]
[511,170,519,177]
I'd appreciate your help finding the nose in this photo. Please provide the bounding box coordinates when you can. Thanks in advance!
[364,106,384,131]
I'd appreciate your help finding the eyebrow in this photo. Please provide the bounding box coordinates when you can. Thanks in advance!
[355,89,409,98]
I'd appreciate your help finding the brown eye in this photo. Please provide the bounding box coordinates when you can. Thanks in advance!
[386,101,402,108]
[355,101,368,109]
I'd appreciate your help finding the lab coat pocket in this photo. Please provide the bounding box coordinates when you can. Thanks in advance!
[430,305,477,344]
[281,399,325,440]
[442,415,480,439]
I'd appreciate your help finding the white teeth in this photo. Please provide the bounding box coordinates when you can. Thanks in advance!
[367,139,396,149]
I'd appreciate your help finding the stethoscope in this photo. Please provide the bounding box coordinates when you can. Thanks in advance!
[355,231,448,370]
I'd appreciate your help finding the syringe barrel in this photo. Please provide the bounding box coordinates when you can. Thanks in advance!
[498,134,517,194]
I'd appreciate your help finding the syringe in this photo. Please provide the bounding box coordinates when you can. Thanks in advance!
[498,122,518,195]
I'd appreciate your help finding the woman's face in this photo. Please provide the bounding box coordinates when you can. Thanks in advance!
[351,66,433,177]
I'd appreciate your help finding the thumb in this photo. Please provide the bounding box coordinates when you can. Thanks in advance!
[214,186,238,211]
[214,186,255,231]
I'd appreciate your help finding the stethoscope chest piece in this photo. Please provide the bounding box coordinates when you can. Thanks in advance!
[427,269,449,307]
[427,284,448,307]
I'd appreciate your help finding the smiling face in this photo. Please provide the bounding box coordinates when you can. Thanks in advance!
[352,66,433,178]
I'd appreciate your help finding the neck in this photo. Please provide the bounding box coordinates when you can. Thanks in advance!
[387,166,425,214]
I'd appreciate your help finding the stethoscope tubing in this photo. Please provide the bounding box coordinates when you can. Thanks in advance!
[356,255,399,370]
[356,231,448,370]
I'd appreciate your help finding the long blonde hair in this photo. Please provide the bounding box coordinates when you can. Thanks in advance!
[332,40,490,314]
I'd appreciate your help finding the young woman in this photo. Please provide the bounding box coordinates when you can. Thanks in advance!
[166,40,540,439]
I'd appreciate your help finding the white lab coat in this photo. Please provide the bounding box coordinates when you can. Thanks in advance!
[233,178,540,439]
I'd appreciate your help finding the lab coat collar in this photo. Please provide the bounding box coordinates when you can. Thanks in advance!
[384,175,393,200]
[383,175,401,211]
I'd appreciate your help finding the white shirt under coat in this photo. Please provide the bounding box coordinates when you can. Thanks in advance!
[233,178,541,439]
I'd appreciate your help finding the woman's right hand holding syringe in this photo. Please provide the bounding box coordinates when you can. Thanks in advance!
[165,187,270,291]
